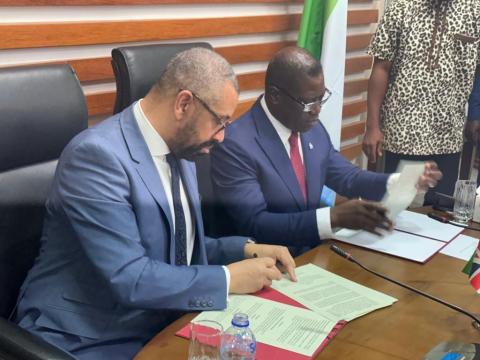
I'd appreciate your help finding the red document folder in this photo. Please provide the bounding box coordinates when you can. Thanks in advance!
[176,287,347,359]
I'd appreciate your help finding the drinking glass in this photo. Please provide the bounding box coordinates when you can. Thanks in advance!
[453,180,477,223]
[188,320,223,360]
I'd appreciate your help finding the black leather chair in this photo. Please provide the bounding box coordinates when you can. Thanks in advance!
[111,42,227,236]
[0,64,87,360]
[111,42,212,114]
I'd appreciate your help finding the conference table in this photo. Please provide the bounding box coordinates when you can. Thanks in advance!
[135,214,480,359]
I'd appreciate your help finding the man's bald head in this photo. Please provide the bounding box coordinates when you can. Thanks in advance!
[265,46,323,92]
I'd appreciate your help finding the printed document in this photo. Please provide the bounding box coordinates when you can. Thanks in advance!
[394,210,463,242]
[334,228,445,263]
[440,235,479,261]
[271,264,396,322]
[192,294,337,357]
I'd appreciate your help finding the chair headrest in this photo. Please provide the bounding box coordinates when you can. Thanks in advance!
[111,42,212,113]
[0,64,87,173]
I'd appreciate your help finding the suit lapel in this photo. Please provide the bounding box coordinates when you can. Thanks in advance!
[119,106,176,262]
[301,130,322,209]
[252,101,306,211]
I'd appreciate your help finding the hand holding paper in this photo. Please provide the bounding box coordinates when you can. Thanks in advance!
[382,161,425,220]
[415,161,442,192]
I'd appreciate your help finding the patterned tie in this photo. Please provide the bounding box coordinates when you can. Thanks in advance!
[166,153,188,266]
[288,132,307,202]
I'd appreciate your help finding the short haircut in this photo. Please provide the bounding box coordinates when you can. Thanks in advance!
[154,47,239,105]
[265,46,323,89]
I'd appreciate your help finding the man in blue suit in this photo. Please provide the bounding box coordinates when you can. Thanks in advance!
[15,48,296,359]
[211,47,441,255]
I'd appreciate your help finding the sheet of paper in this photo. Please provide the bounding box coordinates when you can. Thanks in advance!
[192,295,337,357]
[382,161,425,219]
[440,234,479,261]
[271,264,396,322]
[334,229,445,263]
[394,210,464,242]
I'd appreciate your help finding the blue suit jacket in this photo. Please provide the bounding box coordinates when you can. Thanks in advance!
[15,105,246,359]
[211,99,389,253]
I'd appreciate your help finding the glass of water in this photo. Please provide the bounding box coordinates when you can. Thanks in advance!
[453,180,477,223]
[188,320,223,360]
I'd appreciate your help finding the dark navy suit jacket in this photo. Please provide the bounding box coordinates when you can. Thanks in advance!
[468,69,480,121]
[211,99,389,254]
[15,105,246,359]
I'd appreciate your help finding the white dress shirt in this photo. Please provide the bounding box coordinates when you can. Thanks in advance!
[260,96,402,240]
[133,100,230,294]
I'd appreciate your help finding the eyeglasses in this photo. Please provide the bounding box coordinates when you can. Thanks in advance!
[272,83,332,113]
[180,89,231,130]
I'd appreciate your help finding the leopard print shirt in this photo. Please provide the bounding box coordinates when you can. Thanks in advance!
[367,0,480,155]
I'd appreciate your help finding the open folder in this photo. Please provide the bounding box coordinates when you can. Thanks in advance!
[176,287,347,359]
[176,263,397,359]
[334,210,464,263]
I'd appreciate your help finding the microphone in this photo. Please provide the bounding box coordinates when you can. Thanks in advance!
[329,244,480,330]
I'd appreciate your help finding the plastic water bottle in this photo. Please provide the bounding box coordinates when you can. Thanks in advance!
[220,313,256,360]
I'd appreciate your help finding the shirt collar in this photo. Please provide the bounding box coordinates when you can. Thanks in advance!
[133,99,170,157]
[260,94,294,145]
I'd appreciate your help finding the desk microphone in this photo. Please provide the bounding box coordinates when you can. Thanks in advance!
[329,244,480,330]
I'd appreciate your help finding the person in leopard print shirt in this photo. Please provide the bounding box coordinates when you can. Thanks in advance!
[363,0,480,204]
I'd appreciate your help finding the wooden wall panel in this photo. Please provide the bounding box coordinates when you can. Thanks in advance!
[343,100,367,119]
[340,143,363,161]
[215,41,296,65]
[59,58,113,83]
[17,42,290,85]
[238,72,265,92]
[85,92,116,118]
[0,15,301,50]
[345,56,372,75]
[347,10,378,26]
[1,37,374,86]
[347,33,374,52]
[0,11,375,50]
[341,121,366,142]
[344,79,368,97]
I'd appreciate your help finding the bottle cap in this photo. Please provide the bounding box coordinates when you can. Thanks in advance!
[232,313,249,327]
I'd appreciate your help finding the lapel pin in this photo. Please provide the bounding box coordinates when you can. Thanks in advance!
[308,142,314,150]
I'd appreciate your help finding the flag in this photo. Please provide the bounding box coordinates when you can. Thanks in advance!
[463,244,480,293]
[298,0,348,207]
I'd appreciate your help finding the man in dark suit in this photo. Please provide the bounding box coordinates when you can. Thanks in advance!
[15,48,296,359]
[211,46,441,255]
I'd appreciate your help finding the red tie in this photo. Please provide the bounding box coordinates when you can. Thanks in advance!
[288,132,307,201]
